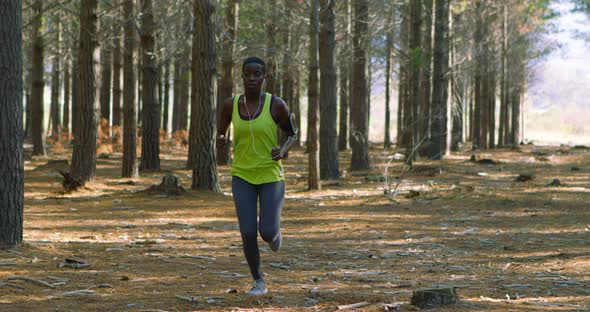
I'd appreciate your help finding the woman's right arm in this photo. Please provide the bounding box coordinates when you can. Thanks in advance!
[216,96,234,148]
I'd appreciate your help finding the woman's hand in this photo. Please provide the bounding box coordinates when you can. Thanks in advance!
[216,134,227,148]
[271,147,282,161]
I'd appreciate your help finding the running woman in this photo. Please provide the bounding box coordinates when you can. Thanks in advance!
[216,56,298,296]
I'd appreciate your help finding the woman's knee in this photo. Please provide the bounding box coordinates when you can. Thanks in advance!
[259,226,279,242]
[240,228,258,243]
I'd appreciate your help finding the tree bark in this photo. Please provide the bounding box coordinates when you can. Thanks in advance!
[430,0,447,159]
[307,0,321,190]
[31,0,45,156]
[265,0,277,95]
[190,0,219,191]
[400,3,412,148]
[50,13,61,139]
[350,0,370,170]
[139,0,160,171]
[122,0,138,178]
[99,40,112,125]
[217,0,238,165]
[71,0,99,182]
[112,34,122,126]
[0,0,24,248]
[338,1,350,151]
[319,0,340,180]
[162,61,170,132]
[419,0,433,153]
[63,52,71,135]
[384,4,394,149]
[70,42,80,135]
[409,0,422,156]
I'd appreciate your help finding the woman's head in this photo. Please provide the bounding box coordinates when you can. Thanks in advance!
[242,56,266,93]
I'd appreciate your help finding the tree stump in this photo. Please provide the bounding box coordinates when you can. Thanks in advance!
[147,174,185,196]
[410,287,459,309]
[58,170,84,192]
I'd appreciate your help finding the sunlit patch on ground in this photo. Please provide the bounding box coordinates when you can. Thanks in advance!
[1,143,589,311]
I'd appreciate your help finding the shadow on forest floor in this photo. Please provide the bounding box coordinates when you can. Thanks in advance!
[2,142,589,311]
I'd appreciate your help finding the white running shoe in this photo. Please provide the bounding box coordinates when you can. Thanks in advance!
[245,278,267,296]
[268,232,282,252]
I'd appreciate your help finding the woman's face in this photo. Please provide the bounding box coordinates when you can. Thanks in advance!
[242,63,265,93]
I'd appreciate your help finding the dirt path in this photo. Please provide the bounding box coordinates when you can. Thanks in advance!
[1,144,589,311]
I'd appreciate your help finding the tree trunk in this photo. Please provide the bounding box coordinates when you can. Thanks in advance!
[122,0,138,178]
[217,0,238,165]
[338,0,351,151]
[409,0,422,155]
[63,53,71,135]
[172,58,181,132]
[499,0,508,147]
[430,0,447,159]
[384,4,394,149]
[190,0,219,191]
[265,0,277,95]
[139,0,160,171]
[112,34,122,127]
[0,0,24,248]
[50,13,61,139]
[179,62,190,131]
[71,0,99,182]
[307,0,321,190]
[400,3,412,148]
[162,61,170,132]
[319,0,340,180]
[488,73,496,148]
[71,34,80,134]
[100,41,112,125]
[31,0,45,156]
[350,0,370,170]
[419,0,433,154]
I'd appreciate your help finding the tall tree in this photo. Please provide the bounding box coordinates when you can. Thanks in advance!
[408,0,422,154]
[162,61,170,132]
[419,0,433,154]
[0,0,24,248]
[307,0,321,190]
[384,3,394,149]
[139,0,160,170]
[71,0,99,182]
[399,3,412,148]
[338,0,351,151]
[99,1,113,126]
[190,0,219,191]
[112,34,122,127]
[217,0,239,165]
[319,0,339,180]
[122,0,138,178]
[49,13,61,139]
[63,49,71,135]
[31,0,45,156]
[350,0,370,170]
[265,0,277,95]
[430,0,449,159]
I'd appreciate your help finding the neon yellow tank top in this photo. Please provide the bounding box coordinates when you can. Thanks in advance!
[230,93,284,185]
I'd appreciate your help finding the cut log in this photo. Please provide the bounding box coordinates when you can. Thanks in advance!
[146,174,186,196]
[410,287,459,309]
[515,173,534,182]
[58,170,85,192]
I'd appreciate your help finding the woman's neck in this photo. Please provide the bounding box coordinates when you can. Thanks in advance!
[244,90,262,103]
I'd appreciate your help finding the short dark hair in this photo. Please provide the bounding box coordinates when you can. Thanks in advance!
[242,56,266,73]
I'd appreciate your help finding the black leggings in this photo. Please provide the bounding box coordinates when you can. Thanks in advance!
[232,176,285,280]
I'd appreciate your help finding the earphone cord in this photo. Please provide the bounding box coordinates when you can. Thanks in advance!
[244,94,273,161]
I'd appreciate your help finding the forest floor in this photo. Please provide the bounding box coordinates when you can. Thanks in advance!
[1,138,589,311]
